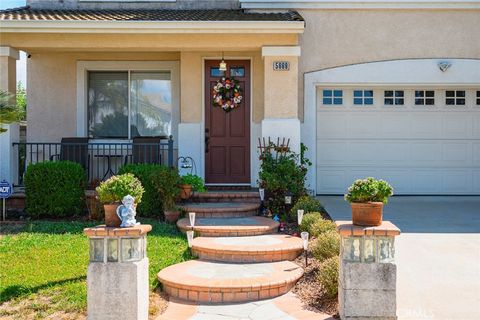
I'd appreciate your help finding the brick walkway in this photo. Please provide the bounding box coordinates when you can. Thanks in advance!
[157,192,331,319]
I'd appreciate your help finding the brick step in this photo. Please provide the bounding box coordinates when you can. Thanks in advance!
[192,234,304,263]
[177,216,279,237]
[158,260,303,304]
[178,202,260,218]
[190,191,260,203]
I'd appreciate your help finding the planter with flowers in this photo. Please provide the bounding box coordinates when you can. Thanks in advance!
[344,177,393,226]
[95,173,144,227]
[179,174,206,200]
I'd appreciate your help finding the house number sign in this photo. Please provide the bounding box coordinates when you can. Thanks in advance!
[273,61,290,71]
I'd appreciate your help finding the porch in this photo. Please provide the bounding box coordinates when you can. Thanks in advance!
[0,7,305,187]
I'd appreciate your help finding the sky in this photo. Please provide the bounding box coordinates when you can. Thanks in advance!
[0,0,26,10]
[1,1,28,87]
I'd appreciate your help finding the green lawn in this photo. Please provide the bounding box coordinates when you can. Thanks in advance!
[0,220,191,318]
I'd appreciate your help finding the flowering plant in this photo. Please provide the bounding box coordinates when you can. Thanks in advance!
[212,77,243,112]
[344,177,393,204]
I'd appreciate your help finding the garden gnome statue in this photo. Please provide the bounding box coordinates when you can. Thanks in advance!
[116,195,140,228]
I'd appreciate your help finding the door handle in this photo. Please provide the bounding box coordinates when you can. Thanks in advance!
[205,128,210,153]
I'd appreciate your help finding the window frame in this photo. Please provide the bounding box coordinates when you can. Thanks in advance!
[383,90,404,106]
[77,61,180,143]
[445,90,466,106]
[322,89,343,106]
[353,89,374,106]
[414,90,435,106]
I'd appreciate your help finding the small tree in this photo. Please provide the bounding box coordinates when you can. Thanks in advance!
[0,90,25,133]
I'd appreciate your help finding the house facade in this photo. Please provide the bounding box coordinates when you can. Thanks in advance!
[0,0,479,194]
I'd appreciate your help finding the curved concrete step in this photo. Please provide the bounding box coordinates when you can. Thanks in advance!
[179,202,260,218]
[158,260,303,303]
[192,234,303,263]
[177,216,279,237]
[191,191,260,203]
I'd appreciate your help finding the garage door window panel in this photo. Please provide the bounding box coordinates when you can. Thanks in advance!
[446,90,466,106]
[415,90,435,106]
[476,91,480,105]
[323,89,343,105]
[384,90,404,106]
[353,90,374,106]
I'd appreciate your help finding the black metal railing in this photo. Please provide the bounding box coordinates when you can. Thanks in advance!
[12,136,175,186]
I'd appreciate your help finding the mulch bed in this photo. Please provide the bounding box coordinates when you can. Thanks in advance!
[293,250,339,317]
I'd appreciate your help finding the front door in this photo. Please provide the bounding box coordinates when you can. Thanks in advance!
[205,60,251,184]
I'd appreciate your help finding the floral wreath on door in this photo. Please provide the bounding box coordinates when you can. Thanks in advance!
[212,77,243,112]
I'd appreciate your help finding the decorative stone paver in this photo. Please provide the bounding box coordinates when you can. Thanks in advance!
[158,292,333,320]
[192,234,303,262]
[177,216,279,237]
[159,192,330,318]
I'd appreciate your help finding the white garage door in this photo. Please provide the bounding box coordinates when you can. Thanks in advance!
[316,87,480,195]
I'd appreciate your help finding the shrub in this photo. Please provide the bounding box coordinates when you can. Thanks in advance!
[290,195,324,221]
[150,167,181,210]
[299,212,323,234]
[118,164,165,217]
[96,173,144,204]
[310,219,337,238]
[317,256,339,298]
[258,142,310,217]
[311,230,340,262]
[25,161,86,218]
[180,174,206,192]
[345,177,393,204]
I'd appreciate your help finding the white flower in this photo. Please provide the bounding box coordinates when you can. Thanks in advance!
[234,97,241,104]
[225,84,231,89]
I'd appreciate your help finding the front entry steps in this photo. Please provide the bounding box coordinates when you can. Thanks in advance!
[177,216,279,237]
[191,234,303,263]
[178,202,260,218]
[158,260,304,303]
[191,191,260,203]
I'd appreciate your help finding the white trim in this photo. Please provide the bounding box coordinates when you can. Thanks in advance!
[0,20,304,34]
[76,60,180,142]
[262,46,301,57]
[302,58,480,194]
[0,46,19,60]
[241,0,480,9]
[201,57,255,186]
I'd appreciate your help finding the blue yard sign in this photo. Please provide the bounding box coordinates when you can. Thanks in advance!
[0,180,12,199]
[0,179,12,221]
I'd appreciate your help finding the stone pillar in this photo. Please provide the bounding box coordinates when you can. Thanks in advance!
[84,225,152,320]
[0,47,20,183]
[336,221,401,320]
[261,46,301,153]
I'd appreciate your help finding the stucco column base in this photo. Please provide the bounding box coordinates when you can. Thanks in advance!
[339,262,397,320]
[261,118,301,154]
[87,258,149,320]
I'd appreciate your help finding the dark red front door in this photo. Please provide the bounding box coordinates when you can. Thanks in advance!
[205,60,251,184]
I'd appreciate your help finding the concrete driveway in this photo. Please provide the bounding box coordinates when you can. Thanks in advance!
[318,196,480,320]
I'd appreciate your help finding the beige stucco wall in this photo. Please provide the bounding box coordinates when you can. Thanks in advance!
[180,51,264,123]
[26,52,180,142]
[263,55,298,119]
[297,9,480,119]
[0,56,17,93]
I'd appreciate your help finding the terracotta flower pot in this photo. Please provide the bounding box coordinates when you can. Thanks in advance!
[180,184,193,200]
[164,209,181,223]
[104,203,121,227]
[351,202,384,226]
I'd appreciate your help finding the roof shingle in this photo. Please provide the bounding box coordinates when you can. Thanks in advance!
[0,6,303,22]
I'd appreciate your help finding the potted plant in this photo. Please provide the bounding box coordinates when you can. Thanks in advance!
[344,177,393,226]
[179,174,206,200]
[95,173,144,227]
[151,167,181,223]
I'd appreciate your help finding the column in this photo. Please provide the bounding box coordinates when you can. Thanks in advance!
[336,220,401,320]
[261,46,301,153]
[84,224,152,320]
[0,46,20,183]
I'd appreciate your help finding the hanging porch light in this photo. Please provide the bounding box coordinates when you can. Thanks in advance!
[219,52,227,72]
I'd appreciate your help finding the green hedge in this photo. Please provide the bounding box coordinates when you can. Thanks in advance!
[25,161,86,218]
[119,164,173,218]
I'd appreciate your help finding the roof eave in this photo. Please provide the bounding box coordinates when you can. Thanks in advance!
[0,20,305,34]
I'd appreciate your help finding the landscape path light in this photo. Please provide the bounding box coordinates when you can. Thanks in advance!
[186,230,194,255]
[259,188,266,216]
[189,212,196,229]
[297,209,304,226]
[301,231,309,267]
